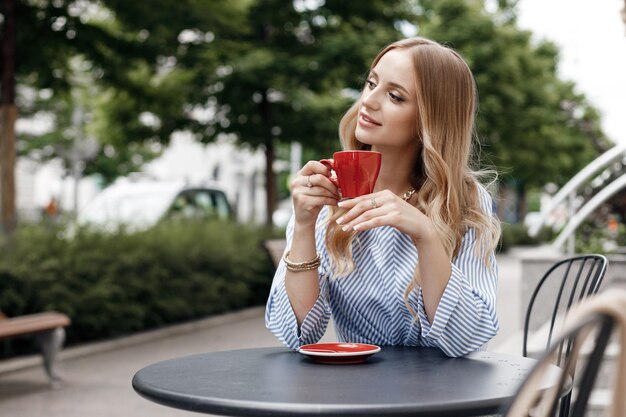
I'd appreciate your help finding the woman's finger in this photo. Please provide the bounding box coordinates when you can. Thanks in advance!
[292,183,339,200]
[335,190,416,232]
[292,173,339,198]
[336,193,387,224]
[298,160,332,177]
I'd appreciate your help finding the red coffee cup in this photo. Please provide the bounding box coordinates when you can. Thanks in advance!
[320,151,382,198]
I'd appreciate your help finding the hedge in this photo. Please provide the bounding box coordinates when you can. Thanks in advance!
[498,223,555,253]
[0,220,278,358]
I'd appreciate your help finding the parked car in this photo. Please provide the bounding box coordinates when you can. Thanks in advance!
[77,179,233,232]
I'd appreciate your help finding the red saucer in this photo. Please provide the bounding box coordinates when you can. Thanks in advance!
[298,343,381,364]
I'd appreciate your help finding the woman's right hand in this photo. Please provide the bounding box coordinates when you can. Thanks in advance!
[291,161,340,227]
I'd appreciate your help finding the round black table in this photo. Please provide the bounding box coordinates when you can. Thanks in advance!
[132,346,564,417]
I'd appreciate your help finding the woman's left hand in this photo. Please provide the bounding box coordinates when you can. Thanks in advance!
[336,190,434,241]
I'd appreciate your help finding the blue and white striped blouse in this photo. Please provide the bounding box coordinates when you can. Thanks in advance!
[265,188,499,358]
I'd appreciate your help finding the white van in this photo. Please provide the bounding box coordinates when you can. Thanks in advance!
[77,179,233,232]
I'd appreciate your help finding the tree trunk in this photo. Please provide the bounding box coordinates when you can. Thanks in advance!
[0,105,17,235]
[264,140,276,227]
[496,181,508,222]
[257,80,277,227]
[516,182,527,223]
[1,0,17,236]
[258,23,276,227]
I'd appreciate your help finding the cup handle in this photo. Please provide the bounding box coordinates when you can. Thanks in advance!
[319,159,339,188]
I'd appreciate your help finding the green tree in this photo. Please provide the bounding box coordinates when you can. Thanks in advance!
[1,0,246,227]
[414,0,609,219]
[194,0,410,224]
[4,0,612,230]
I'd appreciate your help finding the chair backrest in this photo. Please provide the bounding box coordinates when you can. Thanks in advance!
[523,254,608,361]
[505,289,626,417]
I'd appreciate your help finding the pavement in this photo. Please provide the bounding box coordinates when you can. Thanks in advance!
[0,251,524,417]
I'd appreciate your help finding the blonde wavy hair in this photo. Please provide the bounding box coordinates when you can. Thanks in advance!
[325,37,501,302]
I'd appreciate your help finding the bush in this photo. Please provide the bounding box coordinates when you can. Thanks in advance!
[498,223,554,253]
[575,220,626,254]
[0,220,279,357]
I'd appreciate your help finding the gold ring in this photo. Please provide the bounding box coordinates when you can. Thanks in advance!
[371,197,378,209]
[307,176,313,188]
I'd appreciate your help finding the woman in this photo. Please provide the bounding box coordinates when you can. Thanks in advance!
[265,37,501,357]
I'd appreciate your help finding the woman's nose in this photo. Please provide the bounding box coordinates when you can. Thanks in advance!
[361,87,381,110]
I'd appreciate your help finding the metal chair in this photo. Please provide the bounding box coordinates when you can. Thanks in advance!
[504,289,626,417]
[523,254,608,359]
[522,254,608,417]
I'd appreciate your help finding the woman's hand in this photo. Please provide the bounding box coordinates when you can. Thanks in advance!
[291,161,340,227]
[336,189,435,242]
[337,190,453,322]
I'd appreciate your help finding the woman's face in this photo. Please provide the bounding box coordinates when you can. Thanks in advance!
[355,48,418,152]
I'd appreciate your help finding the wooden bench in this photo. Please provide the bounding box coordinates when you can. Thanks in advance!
[0,311,71,384]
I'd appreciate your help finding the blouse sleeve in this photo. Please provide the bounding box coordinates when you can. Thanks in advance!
[264,209,332,350]
[414,187,500,357]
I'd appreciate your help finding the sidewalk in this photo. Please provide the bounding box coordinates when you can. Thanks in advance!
[0,252,523,417]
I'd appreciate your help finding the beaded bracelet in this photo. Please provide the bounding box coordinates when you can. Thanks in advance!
[283,251,321,272]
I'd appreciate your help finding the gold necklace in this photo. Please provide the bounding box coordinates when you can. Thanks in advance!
[402,188,416,201]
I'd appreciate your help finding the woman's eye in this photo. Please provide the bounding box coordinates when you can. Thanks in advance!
[365,80,376,89]
[389,92,404,102]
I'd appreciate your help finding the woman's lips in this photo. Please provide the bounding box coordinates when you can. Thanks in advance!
[359,112,382,127]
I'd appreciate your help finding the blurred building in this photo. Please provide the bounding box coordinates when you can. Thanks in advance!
[16,133,275,224]
[142,132,270,223]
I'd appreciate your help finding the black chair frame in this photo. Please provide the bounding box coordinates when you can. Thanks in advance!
[522,254,608,417]
[523,254,608,359]
[505,312,616,417]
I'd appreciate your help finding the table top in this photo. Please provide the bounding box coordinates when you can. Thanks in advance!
[132,346,564,417]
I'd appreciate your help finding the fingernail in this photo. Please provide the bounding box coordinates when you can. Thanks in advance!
[342,225,351,232]
[337,201,344,207]
[336,217,344,224]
